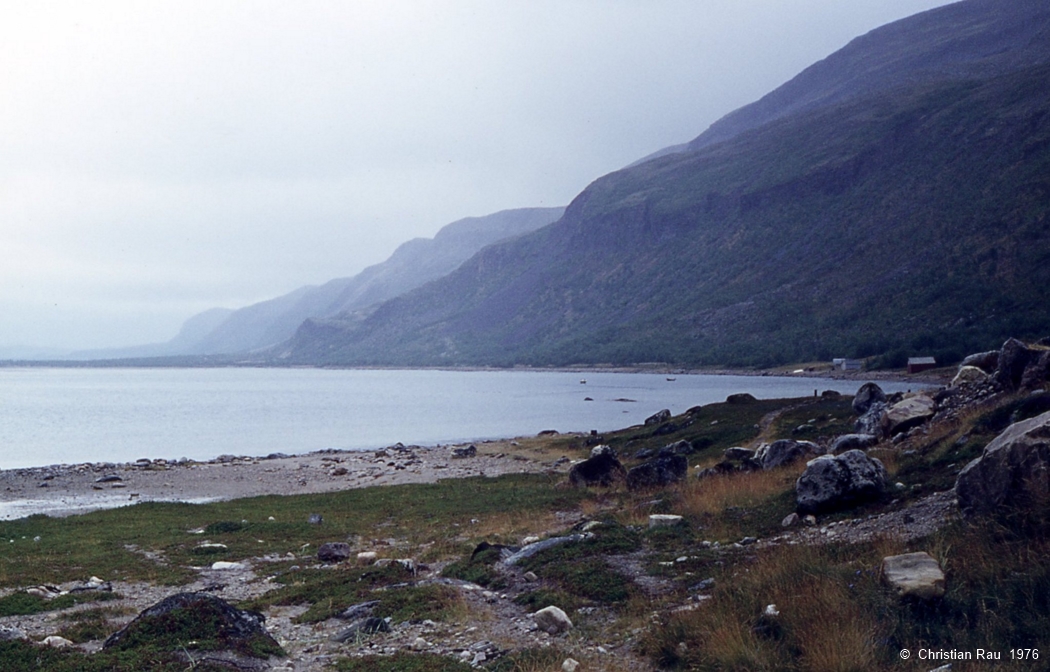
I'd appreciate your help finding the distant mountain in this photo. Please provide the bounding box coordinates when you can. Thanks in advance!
[164,207,564,356]
[279,0,1050,368]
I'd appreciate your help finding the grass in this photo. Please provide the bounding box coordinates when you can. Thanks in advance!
[0,590,120,617]
[334,652,473,671]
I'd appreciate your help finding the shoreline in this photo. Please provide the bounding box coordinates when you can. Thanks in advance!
[0,438,557,521]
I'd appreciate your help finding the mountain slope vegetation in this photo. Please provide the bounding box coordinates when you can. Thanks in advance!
[279,0,1050,368]
[277,0,1050,367]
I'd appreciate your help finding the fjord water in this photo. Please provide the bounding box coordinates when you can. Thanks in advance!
[0,368,922,470]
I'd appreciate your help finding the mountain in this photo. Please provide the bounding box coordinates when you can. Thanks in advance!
[279,0,1050,368]
[172,207,564,356]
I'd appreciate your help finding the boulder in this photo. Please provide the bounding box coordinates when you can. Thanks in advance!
[854,401,888,438]
[103,593,282,664]
[1021,350,1050,390]
[881,395,936,437]
[726,393,757,404]
[627,453,687,490]
[795,449,888,514]
[955,410,1050,520]
[644,409,672,426]
[962,350,1000,373]
[952,365,990,387]
[665,440,695,456]
[995,338,1039,391]
[0,625,26,641]
[452,445,477,458]
[317,542,352,563]
[533,606,573,635]
[829,434,878,453]
[754,440,817,470]
[590,444,616,458]
[881,552,945,600]
[724,446,756,462]
[852,382,886,415]
[568,452,627,487]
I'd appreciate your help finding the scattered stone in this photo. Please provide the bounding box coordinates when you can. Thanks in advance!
[852,382,886,415]
[796,450,888,514]
[645,409,672,426]
[881,552,946,599]
[452,445,477,459]
[317,542,352,563]
[210,561,246,571]
[649,514,684,528]
[307,513,323,525]
[562,658,580,672]
[330,617,390,642]
[503,535,585,566]
[523,571,538,582]
[568,451,627,488]
[781,512,800,528]
[589,444,616,458]
[956,410,1050,520]
[95,474,123,483]
[829,434,878,453]
[532,606,573,635]
[43,635,74,648]
[338,601,379,620]
[0,626,26,641]
[754,439,815,470]
[627,453,687,490]
[356,551,378,565]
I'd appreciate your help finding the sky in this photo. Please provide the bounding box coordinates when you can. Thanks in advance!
[0,0,957,353]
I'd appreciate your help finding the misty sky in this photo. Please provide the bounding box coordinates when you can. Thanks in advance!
[1,0,956,352]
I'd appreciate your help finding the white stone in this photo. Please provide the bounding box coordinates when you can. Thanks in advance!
[210,561,245,570]
[881,552,945,599]
[562,658,580,672]
[356,551,378,565]
[648,514,684,528]
[43,636,73,648]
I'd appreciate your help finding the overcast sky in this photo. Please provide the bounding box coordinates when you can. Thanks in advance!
[1,0,956,352]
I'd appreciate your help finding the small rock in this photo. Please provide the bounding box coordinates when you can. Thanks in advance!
[317,542,352,563]
[307,513,323,525]
[210,561,245,570]
[43,636,73,648]
[523,571,538,582]
[648,514,684,528]
[412,637,428,651]
[356,551,378,565]
[0,626,26,641]
[781,513,800,528]
[452,445,477,459]
[562,658,580,672]
[533,605,573,635]
[330,617,390,642]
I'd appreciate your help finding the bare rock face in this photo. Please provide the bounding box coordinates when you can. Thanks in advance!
[881,395,936,437]
[995,338,1042,391]
[881,552,945,599]
[956,410,1050,521]
[795,450,888,514]
[852,382,887,415]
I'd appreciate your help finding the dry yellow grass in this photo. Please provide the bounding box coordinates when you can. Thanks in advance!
[677,466,803,518]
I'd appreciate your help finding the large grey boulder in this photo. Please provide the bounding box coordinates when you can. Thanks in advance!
[951,365,990,387]
[754,440,817,470]
[881,395,936,437]
[795,449,888,514]
[995,338,1039,391]
[1021,350,1050,390]
[881,552,945,600]
[318,542,352,563]
[854,401,888,438]
[955,410,1050,520]
[852,382,886,415]
[961,350,999,373]
[627,453,688,490]
[568,452,627,487]
[644,409,672,426]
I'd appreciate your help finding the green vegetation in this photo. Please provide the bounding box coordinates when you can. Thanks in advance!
[0,590,119,617]
[334,652,473,672]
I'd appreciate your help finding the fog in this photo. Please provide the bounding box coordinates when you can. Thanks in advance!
[0,0,955,352]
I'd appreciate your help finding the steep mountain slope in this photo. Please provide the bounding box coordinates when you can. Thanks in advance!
[280,0,1050,368]
[171,207,563,355]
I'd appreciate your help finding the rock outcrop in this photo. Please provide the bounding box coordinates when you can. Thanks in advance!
[852,382,886,415]
[881,552,946,600]
[568,450,627,487]
[795,450,888,514]
[955,410,1050,521]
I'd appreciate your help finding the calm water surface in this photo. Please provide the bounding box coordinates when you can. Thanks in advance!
[0,368,923,470]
